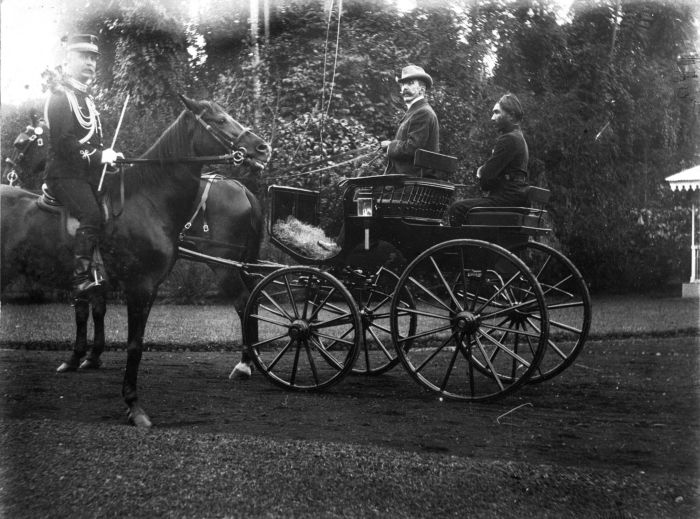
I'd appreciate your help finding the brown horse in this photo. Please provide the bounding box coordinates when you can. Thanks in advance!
[2,117,264,376]
[1,95,270,427]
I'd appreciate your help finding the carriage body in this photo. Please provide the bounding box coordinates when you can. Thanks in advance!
[245,151,590,402]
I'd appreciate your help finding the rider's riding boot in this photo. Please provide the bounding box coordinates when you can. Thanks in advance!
[72,226,100,299]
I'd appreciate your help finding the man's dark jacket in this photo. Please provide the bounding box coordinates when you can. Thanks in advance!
[478,124,528,192]
[44,78,105,186]
[386,98,439,176]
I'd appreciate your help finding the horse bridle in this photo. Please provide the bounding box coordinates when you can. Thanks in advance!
[4,127,45,186]
[191,109,252,167]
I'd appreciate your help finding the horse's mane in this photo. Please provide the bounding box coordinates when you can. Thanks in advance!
[117,108,197,197]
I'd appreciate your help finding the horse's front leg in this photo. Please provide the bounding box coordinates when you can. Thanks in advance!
[56,298,90,373]
[80,291,106,370]
[123,288,155,428]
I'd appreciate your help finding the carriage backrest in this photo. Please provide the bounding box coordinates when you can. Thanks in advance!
[414,149,458,181]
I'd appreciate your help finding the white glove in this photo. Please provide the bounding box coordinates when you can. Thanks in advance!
[101,148,124,166]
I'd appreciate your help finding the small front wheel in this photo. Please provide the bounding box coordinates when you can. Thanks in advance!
[243,266,361,391]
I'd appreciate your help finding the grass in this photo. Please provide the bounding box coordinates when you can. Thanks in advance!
[0,294,697,348]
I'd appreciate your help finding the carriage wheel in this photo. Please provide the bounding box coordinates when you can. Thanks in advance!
[243,266,361,391]
[390,239,549,402]
[511,242,592,383]
[349,267,417,376]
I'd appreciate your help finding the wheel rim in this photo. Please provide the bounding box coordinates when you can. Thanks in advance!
[243,266,361,391]
[347,267,417,375]
[391,239,549,402]
[512,242,591,382]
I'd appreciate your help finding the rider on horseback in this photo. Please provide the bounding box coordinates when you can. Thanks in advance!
[43,34,122,299]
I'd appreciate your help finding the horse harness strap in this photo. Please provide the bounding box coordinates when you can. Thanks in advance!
[180,175,217,241]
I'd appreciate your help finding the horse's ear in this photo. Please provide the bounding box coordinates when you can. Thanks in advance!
[179,94,200,113]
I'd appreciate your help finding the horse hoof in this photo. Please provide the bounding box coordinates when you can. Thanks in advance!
[229,362,252,380]
[127,407,152,428]
[79,358,102,370]
[56,361,79,373]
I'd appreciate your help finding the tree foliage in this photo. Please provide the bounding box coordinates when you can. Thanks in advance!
[2,0,698,293]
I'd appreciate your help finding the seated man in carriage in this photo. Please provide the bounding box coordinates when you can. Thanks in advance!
[447,93,530,226]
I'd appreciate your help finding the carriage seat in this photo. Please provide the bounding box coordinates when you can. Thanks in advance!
[465,186,551,227]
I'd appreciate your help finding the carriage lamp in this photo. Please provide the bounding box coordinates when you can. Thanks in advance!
[356,197,373,250]
[356,197,373,217]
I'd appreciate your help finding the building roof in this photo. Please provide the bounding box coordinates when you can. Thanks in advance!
[666,165,700,191]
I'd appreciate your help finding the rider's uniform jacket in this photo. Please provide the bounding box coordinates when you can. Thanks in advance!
[386,98,439,176]
[44,77,105,185]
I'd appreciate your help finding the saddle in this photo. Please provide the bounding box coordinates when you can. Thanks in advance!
[37,184,113,238]
[36,184,109,286]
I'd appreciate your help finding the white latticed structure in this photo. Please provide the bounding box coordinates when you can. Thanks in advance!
[666,165,700,297]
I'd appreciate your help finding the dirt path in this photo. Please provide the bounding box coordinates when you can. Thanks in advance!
[2,336,698,478]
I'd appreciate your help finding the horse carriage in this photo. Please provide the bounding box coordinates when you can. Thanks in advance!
[182,148,592,403]
[2,98,590,428]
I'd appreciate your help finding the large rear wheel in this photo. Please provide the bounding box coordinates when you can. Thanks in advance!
[511,242,591,382]
[243,266,361,391]
[390,239,549,402]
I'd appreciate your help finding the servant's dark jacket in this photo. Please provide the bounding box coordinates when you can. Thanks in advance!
[478,123,528,192]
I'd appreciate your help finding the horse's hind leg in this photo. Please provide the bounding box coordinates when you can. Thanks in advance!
[80,292,106,370]
[56,298,90,373]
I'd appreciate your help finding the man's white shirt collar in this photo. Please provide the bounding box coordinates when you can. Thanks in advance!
[406,95,425,110]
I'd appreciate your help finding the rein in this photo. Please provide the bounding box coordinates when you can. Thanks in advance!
[265,146,383,182]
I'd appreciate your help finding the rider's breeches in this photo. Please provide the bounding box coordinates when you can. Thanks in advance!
[45,178,102,231]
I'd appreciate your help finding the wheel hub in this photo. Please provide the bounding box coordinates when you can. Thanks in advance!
[288,319,311,340]
[452,310,479,334]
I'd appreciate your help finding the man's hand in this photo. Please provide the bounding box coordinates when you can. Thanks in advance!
[101,148,124,166]
[380,140,391,150]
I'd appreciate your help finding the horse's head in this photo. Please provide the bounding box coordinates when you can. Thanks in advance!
[179,95,270,172]
[3,118,49,187]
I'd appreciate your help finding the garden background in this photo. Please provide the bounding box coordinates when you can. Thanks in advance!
[1,0,698,299]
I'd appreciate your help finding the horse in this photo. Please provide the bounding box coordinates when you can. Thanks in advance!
[1,95,270,427]
[2,112,265,378]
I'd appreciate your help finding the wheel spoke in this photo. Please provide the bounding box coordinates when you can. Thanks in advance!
[430,256,463,312]
[248,312,290,329]
[303,339,320,386]
[477,327,532,368]
[262,288,295,321]
[283,275,300,319]
[407,276,453,313]
[265,338,295,371]
[367,325,394,361]
[474,335,506,391]
[414,330,459,374]
[309,336,345,370]
[399,324,453,344]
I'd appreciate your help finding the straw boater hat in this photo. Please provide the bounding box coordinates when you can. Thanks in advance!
[65,34,100,55]
[396,65,433,89]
